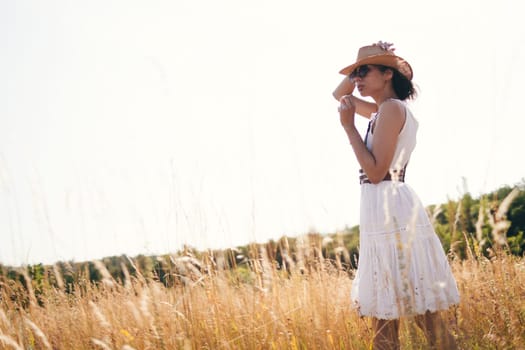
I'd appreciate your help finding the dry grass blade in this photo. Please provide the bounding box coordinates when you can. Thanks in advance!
[430,204,442,226]
[125,255,145,281]
[90,301,111,329]
[0,334,23,350]
[20,268,37,307]
[490,188,521,247]
[475,198,485,242]
[0,309,9,328]
[496,187,520,220]
[93,260,116,288]
[53,264,65,290]
[121,261,132,289]
[24,318,52,350]
[91,338,112,350]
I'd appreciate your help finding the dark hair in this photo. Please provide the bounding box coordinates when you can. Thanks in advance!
[375,65,417,100]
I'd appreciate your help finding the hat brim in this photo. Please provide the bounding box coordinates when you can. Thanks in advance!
[339,54,413,80]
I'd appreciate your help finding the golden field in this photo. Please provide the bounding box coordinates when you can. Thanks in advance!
[1,244,524,350]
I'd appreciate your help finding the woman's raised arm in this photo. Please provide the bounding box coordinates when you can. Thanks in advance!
[333,76,378,118]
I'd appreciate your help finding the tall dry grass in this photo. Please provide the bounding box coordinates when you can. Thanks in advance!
[1,243,525,349]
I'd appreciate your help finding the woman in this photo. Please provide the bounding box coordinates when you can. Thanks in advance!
[334,41,460,349]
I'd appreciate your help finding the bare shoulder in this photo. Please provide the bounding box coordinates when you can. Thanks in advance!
[375,99,406,132]
[378,99,405,120]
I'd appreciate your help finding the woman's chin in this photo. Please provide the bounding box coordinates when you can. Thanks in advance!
[357,87,368,97]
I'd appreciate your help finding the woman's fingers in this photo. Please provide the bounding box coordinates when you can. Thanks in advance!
[338,95,354,111]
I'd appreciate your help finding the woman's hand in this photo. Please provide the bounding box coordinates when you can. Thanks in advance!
[333,77,378,118]
[338,95,356,131]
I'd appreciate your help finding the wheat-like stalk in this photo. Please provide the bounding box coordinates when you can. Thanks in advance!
[91,338,112,350]
[90,301,111,330]
[0,309,9,329]
[0,334,23,350]
[24,317,52,350]
[93,260,116,289]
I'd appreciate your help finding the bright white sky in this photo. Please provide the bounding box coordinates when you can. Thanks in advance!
[1,0,524,266]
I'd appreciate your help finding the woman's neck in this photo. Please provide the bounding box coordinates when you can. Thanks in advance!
[373,87,398,106]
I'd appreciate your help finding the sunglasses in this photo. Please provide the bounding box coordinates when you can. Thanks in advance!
[349,65,372,80]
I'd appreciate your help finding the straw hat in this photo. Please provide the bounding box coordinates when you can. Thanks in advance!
[339,41,413,81]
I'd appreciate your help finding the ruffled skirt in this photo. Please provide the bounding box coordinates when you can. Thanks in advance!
[351,181,460,319]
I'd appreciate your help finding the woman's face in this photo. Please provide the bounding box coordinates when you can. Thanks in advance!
[350,65,390,97]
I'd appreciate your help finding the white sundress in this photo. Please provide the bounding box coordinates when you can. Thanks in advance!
[351,99,460,320]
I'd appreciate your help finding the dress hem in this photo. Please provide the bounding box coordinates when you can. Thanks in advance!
[353,302,460,320]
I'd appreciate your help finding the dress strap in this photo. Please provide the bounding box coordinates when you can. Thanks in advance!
[363,113,378,145]
[363,119,373,145]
